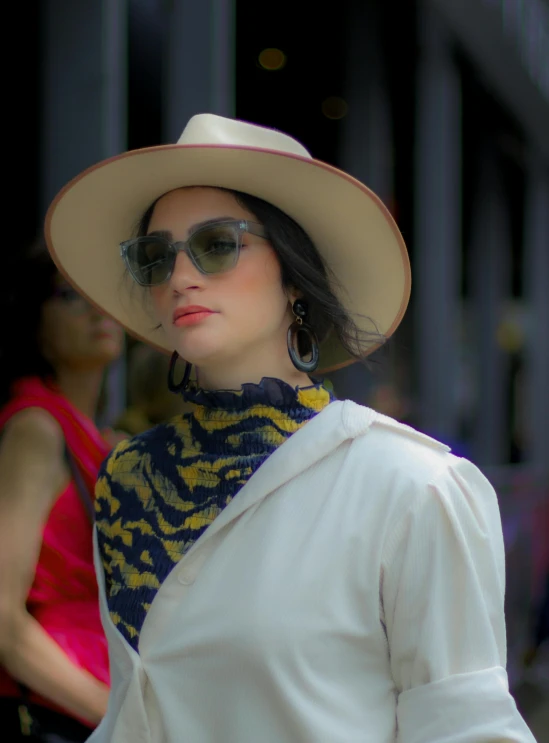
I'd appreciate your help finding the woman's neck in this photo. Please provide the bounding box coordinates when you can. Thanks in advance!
[196,359,312,393]
[54,367,105,420]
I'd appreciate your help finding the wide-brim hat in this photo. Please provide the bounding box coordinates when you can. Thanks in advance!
[45,114,411,372]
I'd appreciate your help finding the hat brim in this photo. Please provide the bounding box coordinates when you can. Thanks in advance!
[45,144,411,373]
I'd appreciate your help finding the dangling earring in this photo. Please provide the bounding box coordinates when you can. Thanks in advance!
[287,299,319,373]
[167,350,192,393]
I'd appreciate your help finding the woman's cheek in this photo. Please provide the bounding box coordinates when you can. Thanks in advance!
[150,290,170,326]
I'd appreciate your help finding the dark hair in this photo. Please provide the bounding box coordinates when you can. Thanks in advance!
[136,189,384,361]
[0,238,58,406]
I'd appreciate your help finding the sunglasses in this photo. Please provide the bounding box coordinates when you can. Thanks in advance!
[120,219,267,287]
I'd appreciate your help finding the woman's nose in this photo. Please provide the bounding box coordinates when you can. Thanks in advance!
[168,250,203,293]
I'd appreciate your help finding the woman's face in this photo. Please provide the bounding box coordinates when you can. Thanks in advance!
[147,187,297,379]
[40,279,123,372]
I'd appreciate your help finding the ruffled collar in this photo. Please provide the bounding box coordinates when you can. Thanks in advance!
[182,376,333,414]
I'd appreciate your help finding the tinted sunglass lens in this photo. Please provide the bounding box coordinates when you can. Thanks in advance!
[190,225,239,274]
[127,238,173,285]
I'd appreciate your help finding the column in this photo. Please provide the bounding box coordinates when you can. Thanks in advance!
[522,160,549,467]
[338,0,394,205]
[414,5,462,443]
[163,0,236,143]
[332,0,394,404]
[41,0,128,425]
[469,147,512,465]
[41,0,128,209]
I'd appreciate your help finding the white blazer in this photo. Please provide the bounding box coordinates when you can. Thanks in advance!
[90,400,535,742]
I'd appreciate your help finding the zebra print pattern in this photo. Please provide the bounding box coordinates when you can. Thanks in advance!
[95,378,333,650]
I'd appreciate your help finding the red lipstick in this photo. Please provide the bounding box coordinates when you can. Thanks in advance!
[173,305,216,327]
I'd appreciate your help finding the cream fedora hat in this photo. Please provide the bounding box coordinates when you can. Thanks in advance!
[45,114,411,372]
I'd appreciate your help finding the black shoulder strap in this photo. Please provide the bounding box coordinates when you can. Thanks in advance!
[64,445,95,524]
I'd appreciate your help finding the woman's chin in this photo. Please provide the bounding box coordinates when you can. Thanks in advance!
[176,344,225,369]
[172,328,219,362]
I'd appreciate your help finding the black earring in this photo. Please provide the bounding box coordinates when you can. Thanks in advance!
[287,299,319,373]
[167,351,192,393]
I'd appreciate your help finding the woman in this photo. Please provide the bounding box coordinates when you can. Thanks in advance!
[0,240,124,741]
[45,115,534,742]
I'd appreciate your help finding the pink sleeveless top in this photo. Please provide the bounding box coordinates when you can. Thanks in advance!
[0,377,111,725]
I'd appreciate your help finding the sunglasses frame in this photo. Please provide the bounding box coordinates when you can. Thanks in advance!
[120,219,267,287]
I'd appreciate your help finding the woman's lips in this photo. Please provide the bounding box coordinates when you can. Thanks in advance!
[173,306,216,327]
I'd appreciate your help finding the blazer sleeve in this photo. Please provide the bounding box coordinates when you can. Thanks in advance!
[381,455,535,742]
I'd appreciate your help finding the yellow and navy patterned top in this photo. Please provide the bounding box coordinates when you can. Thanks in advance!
[95,377,333,650]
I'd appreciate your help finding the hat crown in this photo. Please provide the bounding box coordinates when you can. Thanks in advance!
[177,113,312,159]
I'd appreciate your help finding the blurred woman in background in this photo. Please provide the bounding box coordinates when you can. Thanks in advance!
[114,342,191,436]
[0,239,123,741]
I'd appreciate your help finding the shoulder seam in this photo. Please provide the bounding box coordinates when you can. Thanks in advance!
[371,412,451,452]
[340,401,377,439]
